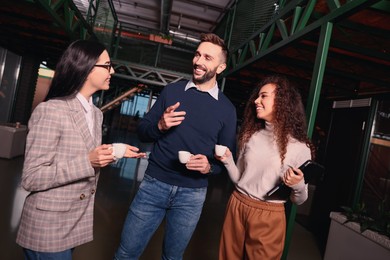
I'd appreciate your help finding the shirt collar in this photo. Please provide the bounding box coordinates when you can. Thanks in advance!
[76,92,93,112]
[185,80,219,100]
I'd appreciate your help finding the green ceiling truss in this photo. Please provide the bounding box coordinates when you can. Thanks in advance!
[224,0,384,75]
[33,0,96,40]
[27,0,190,88]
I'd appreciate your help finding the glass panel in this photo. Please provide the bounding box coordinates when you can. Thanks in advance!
[120,94,156,118]
[361,100,390,215]
[0,47,22,123]
[94,0,116,52]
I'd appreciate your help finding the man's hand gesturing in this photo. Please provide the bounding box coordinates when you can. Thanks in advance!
[158,102,186,131]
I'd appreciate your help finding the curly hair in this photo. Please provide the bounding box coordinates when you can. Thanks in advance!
[238,74,315,163]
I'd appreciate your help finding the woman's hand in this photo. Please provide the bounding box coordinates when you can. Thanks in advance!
[214,147,232,162]
[89,144,115,168]
[124,145,147,158]
[283,166,304,187]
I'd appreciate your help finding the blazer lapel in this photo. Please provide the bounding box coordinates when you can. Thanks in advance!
[92,106,102,147]
[67,97,95,152]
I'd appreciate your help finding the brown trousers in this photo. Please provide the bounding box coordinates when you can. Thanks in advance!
[219,190,286,260]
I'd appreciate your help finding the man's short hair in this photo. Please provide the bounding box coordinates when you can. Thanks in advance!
[200,33,229,63]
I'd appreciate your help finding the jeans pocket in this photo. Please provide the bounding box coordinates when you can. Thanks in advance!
[142,174,155,182]
[138,174,159,194]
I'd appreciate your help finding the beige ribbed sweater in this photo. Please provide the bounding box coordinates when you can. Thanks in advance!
[223,123,311,205]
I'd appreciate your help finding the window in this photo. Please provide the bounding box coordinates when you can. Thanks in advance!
[120,93,156,118]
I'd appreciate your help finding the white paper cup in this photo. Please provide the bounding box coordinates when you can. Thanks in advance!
[215,144,227,157]
[112,143,127,159]
[178,151,192,164]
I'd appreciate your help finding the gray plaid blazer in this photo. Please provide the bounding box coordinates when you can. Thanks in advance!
[16,97,103,252]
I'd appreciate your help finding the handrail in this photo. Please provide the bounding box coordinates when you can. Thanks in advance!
[100,85,145,113]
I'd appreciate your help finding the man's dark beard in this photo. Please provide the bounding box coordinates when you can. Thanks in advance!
[193,66,218,84]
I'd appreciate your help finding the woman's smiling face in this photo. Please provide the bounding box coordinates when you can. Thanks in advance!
[254,83,276,122]
[80,50,114,98]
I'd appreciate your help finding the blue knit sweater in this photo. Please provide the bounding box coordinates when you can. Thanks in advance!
[137,80,237,188]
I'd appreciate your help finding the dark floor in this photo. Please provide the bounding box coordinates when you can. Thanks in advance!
[0,130,323,260]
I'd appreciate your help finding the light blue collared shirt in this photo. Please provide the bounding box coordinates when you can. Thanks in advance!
[184,80,219,100]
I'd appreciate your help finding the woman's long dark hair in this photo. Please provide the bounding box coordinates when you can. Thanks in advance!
[45,40,107,100]
[239,74,315,163]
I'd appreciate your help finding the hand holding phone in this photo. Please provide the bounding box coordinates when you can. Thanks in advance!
[266,160,324,197]
[297,160,325,184]
[283,164,304,187]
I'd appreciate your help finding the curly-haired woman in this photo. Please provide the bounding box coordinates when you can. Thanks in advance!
[216,74,316,259]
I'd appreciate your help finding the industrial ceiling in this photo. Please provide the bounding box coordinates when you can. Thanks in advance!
[1,0,390,119]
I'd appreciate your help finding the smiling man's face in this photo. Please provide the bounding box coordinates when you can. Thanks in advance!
[192,42,226,85]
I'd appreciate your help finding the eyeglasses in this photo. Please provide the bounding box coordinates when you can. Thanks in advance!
[94,63,112,72]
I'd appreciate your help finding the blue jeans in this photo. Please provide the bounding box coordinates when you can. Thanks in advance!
[114,174,207,260]
[23,248,74,260]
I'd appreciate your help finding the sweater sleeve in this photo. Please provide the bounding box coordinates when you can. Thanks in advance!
[222,154,240,183]
[289,180,308,205]
[288,145,311,205]
[210,103,237,175]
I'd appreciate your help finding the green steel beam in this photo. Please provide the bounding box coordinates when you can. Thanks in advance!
[307,22,333,138]
[226,0,238,50]
[238,44,249,65]
[279,0,287,9]
[283,22,333,260]
[290,6,303,34]
[224,0,382,77]
[261,23,276,51]
[295,0,317,32]
[249,40,257,57]
[221,0,238,92]
[231,53,237,69]
[281,203,297,260]
[371,0,390,12]
[225,1,308,75]
[327,0,341,11]
[276,19,289,40]
[33,0,95,40]
[277,0,307,19]
[257,33,266,52]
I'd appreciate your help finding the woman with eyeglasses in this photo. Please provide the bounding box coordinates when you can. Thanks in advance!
[16,40,145,259]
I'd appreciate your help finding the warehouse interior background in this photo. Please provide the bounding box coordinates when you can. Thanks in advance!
[0,0,389,259]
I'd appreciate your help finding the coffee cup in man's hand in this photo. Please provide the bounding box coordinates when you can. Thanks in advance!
[178,151,192,164]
